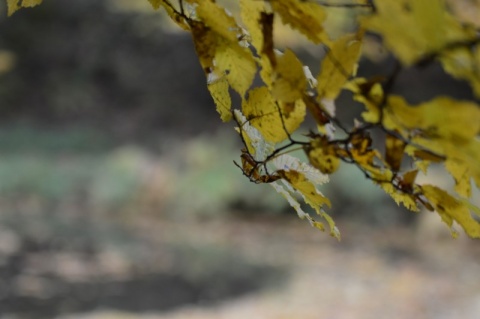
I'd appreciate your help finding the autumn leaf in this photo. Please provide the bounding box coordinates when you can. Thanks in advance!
[279,170,330,208]
[7,0,42,16]
[385,133,406,172]
[440,46,480,98]
[240,0,267,52]
[345,77,383,123]
[271,181,336,236]
[195,0,240,43]
[421,185,480,238]
[277,169,339,239]
[242,86,306,143]
[271,181,311,220]
[380,183,418,212]
[269,155,339,239]
[400,169,419,190]
[445,159,472,198]
[207,73,231,122]
[361,0,475,65]
[271,49,307,103]
[306,137,340,174]
[233,110,275,161]
[443,140,480,195]
[404,145,445,173]
[240,1,276,87]
[190,20,218,73]
[317,32,362,100]
[384,95,480,142]
[270,0,328,44]
[215,39,257,98]
[147,0,162,9]
[272,154,329,185]
[189,2,257,97]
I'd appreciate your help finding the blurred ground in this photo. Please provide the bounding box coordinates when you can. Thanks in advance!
[0,141,479,319]
[0,0,480,318]
[2,209,480,319]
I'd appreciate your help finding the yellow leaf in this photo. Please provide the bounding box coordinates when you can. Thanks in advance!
[461,198,480,220]
[271,181,336,236]
[240,0,266,52]
[215,39,256,97]
[240,1,275,87]
[380,183,418,212]
[361,0,473,65]
[347,132,392,181]
[387,96,480,198]
[445,159,471,198]
[195,0,240,43]
[271,49,307,103]
[308,147,340,175]
[406,145,445,163]
[440,46,480,98]
[414,160,430,174]
[242,86,306,143]
[401,169,418,189]
[270,155,334,237]
[422,185,480,238]
[207,75,232,122]
[411,0,446,50]
[273,154,329,185]
[190,21,218,73]
[408,137,480,195]
[276,169,340,239]
[384,96,480,143]
[270,0,328,44]
[233,110,275,161]
[405,144,444,173]
[189,5,256,98]
[7,0,42,16]
[271,181,311,220]
[302,95,330,127]
[280,170,331,208]
[345,78,383,123]
[385,133,406,172]
[147,0,162,9]
[6,0,20,16]
[19,0,41,6]
[317,33,362,100]
[306,137,340,174]
[446,140,480,191]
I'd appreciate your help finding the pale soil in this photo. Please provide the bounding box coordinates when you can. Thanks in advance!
[61,215,480,319]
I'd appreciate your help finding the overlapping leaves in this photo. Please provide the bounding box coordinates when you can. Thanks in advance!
[8,0,480,239]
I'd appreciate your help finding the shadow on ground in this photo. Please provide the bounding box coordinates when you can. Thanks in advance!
[0,233,285,319]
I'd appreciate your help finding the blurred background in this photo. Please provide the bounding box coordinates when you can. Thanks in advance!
[0,0,480,318]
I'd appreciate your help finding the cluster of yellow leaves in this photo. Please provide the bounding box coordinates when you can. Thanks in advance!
[119,0,480,239]
[271,154,339,238]
[7,0,480,239]
[361,0,474,65]
[154,0,345,237]
[384,96,480,196]
[361,0,480,97]
[349,74,480,237]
